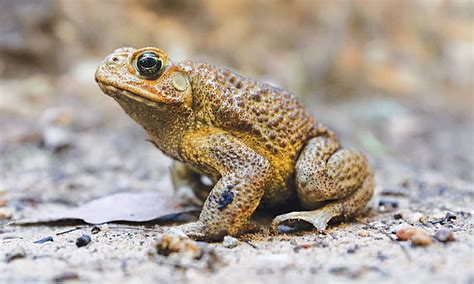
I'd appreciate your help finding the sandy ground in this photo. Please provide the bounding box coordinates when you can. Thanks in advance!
[0,59,473,283]
[1,1,473,283]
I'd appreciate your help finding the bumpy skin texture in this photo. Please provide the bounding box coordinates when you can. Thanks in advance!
[95,47,374,241]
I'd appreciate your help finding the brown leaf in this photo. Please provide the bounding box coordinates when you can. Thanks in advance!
[16,192,196,225]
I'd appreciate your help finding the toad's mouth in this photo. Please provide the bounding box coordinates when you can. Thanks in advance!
[97,82,162,105]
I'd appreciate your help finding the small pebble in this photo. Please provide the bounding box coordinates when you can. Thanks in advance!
[400,179,410,188]
[294,244,313,253]
[358,230,370,237]
[444,212,457,222]
[434,227,455,243]
[154,234,222,270]
[222,236,239,248]
[346,245,358,254]
[5,247,26,263]
[378,199,399,212]
[410,231,432,247]
[431,212,457,224]
[393,213,403,220]
[405,212,426,224]
[376,251,388,261]
[53,272,79,282]
[430,212,446,222]
[34,236,54,244]
[41,126,72,152]
[101,224,110,233]
[75,234,91,247]
[91,226,101,234]
[156,233,201,258]
[396,225,432,246]
[0,208,13,219]
[395,225,416,241]
[329,266,350,276]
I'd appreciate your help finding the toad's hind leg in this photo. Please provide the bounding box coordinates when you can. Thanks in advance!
[271,136,374,233]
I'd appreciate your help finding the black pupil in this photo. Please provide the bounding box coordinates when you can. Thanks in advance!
[140,54,157,68]
[137,52,162,77]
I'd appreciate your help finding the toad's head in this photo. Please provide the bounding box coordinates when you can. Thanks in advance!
[95,47,192,106]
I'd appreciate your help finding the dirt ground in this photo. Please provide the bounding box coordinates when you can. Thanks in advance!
[1,1,473,283]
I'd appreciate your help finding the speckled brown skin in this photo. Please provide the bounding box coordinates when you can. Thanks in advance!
[95,47,374,241]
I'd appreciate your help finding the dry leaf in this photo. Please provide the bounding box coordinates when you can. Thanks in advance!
[16,192,197,225]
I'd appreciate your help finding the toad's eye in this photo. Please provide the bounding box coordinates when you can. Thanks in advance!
[136,52,163,79]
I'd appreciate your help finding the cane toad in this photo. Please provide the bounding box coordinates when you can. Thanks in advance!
[95,47,374,241]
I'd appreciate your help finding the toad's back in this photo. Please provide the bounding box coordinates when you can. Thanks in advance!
[184,62,331,205]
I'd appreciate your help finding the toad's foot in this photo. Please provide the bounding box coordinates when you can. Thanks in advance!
[171,222,207,240]
[172,221,261,241]
[271,169,374,234]
[271,205,338,234]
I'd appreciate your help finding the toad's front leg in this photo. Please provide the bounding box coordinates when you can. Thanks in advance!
[174,131,272,241]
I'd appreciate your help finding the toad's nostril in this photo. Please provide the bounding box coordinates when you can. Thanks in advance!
[111,57,119,62]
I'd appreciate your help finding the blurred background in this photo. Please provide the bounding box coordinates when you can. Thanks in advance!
[0,0,473,203]
[1,2,473,282]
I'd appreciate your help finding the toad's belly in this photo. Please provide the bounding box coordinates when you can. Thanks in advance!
[259,154,297,207]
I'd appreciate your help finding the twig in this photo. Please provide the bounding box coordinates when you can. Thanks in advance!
[244,240,258,249]
[56,226,84,236]
[356,218,411,262]
[0,221,16,228]
[106,224,162,232]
